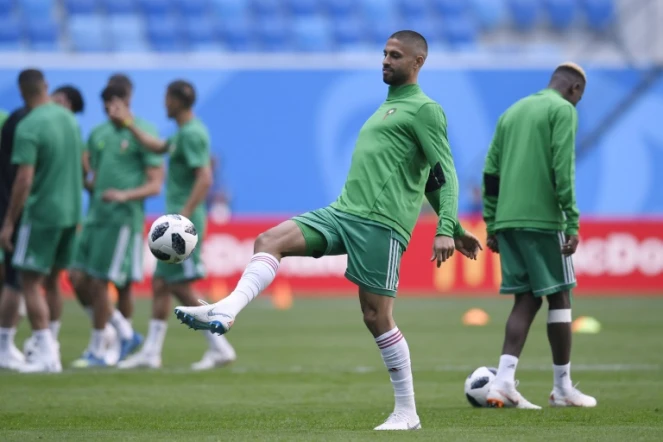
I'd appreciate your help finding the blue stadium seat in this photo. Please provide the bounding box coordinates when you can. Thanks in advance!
[365,18,399,45]
[184,17,217,47]
[292,16,332,52]
[287,0,318,17]
[255,15,289,51]
[544,0,577,30]
[443,15,478,48]
[507,0,540,31]
[397,0,428,20]
[63,0,97,15]
[20,0,56,18]
[138,0,171,17]
[146,15,180,52]
[218,17,253,51]
[0,0,14,17]
[174,0,209,17]
[211,0,250,21]
[401,17,441,45]
[252,0,281,17]
[109,15,148,52]
[0,16,21,47]
[69,15,108,52]
[332,18,364,47]
[582,0,615,31]
[432,0,467,16]
[25,16,59,49]
[324,0,355,20]
[360,0,396,22]
[469,0,507,31]
[101,0,135,15]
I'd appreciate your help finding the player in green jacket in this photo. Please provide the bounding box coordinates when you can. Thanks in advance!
[173,30,482,431]
[482,63,596,409]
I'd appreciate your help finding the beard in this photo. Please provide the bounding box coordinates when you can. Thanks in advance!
[382,68,408,86]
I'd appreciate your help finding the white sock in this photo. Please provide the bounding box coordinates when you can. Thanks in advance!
[553,363,573,391]
[0,327,16,353]
[375,327,417,417]
[204,332,236,359]
[33,329,56,360]
[18,296,26,317]
[90,329,105,359]
[495,354,519,386]
[49,321,61,340]
[217,252,279,317]
[144,319,168,356]
[109,309,133,340]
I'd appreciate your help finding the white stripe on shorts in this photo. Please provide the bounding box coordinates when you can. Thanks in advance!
[132,233,143,282]
[13,223,31,266]
[108,226,131,283]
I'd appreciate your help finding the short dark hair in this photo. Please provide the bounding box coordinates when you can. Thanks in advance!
[389,30,428,57]
[53,85,85,113]
[101,84,129,102]
[107,73,133,93]
[18,68,46,98]
[551,65,586,86]
[167,80,196,109]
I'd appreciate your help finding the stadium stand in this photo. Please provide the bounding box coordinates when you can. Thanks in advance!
[0,0,617,52]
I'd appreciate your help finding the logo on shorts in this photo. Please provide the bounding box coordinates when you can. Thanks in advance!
[383,108,397,120]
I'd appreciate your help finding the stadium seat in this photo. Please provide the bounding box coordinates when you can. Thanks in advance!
[211,0,250,21]
[0,0,14,18]
[397,0,428,20]
[287,0,318,17]
[544,0,577,30]
[324,0,355,20]
[332,18,364,47]
[252,0,281,17]
[184,17,218,47]
[401,17,441,45]
[443,15,478,48]
[63,0,98,15]
[68,15,108,52]
[255,15,289,51]
[218,17,253,51]
[19,0,56,18]
[25,16,59,49]
[101,0,135,15]
[431,0,467,16]
[138,0,171,17]
[507,0,540,31]
[365,18,399,45]
[292,16,332,52]
[109,15,148,52]
[582,0,615,31]
[0,16,21,46]
[359,0,396,22]
[174,0,209,17]
[469,0,507,31]
[146,15,180,52]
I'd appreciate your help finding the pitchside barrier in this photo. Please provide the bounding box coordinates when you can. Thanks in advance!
[56,217,663,298]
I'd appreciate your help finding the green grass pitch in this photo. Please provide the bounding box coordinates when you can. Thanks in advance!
[1,297,662,441]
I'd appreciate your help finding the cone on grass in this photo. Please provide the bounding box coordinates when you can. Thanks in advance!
[209,280,229,302]
[272,282,293,310]
[108,282,118,304]
[572,316,601,334]
[462,308,490,326]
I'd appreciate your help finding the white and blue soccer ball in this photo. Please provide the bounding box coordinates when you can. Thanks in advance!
[147,214,198,264]
[464,366,498,407]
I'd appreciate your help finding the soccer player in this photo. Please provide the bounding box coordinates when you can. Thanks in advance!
[0,69,84,373]
[107,80,236,370]
[482,63,597,408]
[70,83,164,367]
[173,31,481,430]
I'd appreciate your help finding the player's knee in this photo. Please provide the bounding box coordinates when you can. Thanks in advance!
[152,278,168,298]
[117,284,131,300]
[254,229,280,255]
[43,275,59,295]
[547,291,570,309]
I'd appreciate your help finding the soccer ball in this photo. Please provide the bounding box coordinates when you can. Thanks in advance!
[464,366,498,407]
[148,214,198,264]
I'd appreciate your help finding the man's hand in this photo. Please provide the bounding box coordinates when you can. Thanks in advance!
[107,97,132,126]
[430,235,455,268]
[103,189,129,203]
[454,231,483,260]
[0,222,14,252]
[487,234,499,254]
[561,234,579,256]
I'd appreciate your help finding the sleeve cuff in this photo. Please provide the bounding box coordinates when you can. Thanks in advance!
[565,226,579,236]
[436,215,456,237]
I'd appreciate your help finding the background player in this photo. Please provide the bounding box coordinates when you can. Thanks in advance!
[174,31,481,430]
[109,80,237,370]
[0,69,84,373]
[71,83,164,367]
[483,63,596,408]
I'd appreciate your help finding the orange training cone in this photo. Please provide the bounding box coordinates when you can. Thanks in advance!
[462,308,490,326]
[272,282,293,310]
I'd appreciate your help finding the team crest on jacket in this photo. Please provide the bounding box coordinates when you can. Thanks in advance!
[120,139,129,151]
[383,108,397,120]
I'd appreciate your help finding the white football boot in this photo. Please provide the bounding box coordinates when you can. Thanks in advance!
[486,381,542,409]
[174,300,235,335]
[191,349,236,371]
[549,385,597,407]
[0,344,25,371]
[104,326,121,366]
[117,350,162,369]
[374,412,421,431]
[19,342,62,374]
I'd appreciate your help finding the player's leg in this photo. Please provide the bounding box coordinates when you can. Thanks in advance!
[43,270,62,341]
[486,230,541,409]
[116,283,133,320]
[174,212,332,333]
[0,248,25,369]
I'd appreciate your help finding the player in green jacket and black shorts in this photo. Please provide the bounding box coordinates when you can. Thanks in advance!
[107,80,236,371]
[172,31,482,431]
[482,63,596,409]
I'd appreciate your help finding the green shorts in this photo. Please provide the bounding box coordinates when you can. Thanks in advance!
[12,222,77,274]
[71,224,143,287]
[154,212,206,284]
[497,229,576,297]
[293,207,406,297]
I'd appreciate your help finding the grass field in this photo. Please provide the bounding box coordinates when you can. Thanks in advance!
[1,297,662,441]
